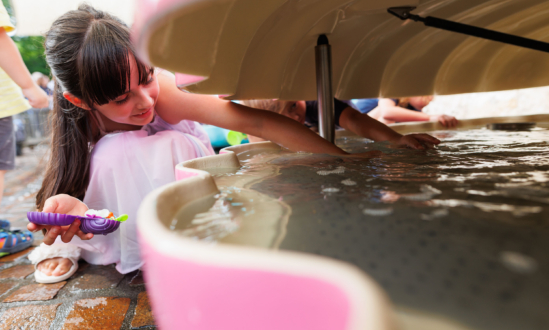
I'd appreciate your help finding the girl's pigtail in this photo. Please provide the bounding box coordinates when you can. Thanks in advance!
[35,81,94,210]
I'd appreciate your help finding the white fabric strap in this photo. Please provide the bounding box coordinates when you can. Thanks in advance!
[28,243,81,265]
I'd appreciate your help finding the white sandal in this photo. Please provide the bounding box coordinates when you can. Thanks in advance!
[28,243,81,284]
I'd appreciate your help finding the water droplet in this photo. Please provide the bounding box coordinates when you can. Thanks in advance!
[500,251,538,274]
[363,208,393,216]
[421,208,449,221]
[341,179,357,186]
[317,166,345,176]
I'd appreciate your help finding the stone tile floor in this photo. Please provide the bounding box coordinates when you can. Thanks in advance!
[0,145,156,329]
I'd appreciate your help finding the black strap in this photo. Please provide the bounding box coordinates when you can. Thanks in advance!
[388,7,549,53]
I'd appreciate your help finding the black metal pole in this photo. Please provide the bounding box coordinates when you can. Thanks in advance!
[315,34,335,142]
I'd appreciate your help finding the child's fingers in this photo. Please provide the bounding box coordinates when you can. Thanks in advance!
[27,222,43,232]
[42,226,62,245]
[42,194,88,216]
[405,137,424,150]
[76,231,94,241]
[42,197,61,213]
[61,219,81,243]
[413,134,440,145]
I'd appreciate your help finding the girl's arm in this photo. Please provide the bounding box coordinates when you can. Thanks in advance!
[340,106,401,142]
[339,107,440,149]
[377,97,431,122]
[155,72,347,155]
[377,98,457,128]
[0,28,48,108]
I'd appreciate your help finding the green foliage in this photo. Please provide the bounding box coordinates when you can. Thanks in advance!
[2,0,50,75]
[13,36,49,75]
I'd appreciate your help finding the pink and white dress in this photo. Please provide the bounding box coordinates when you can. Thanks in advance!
[37,115,213,274]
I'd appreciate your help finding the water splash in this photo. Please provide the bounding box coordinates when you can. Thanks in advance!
[363,208,393,216]
[500,251,538,274]
[341,179,357,186]
[317,166,345,176]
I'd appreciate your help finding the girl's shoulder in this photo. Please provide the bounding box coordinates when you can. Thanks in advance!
[90,117,213,163]
[141,114,207,138]
[143,115,213,155]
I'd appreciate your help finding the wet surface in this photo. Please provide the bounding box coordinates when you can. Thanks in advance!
[0,145,48,231]
[0,248,35,263]
[4,282,66,303]
[0,265,35,280]
[63,297,130,330]
[131,292,155,329]
[0,282,17,296]
[0,303,61,330]
[66,265,125,292]
[180,127,549,330]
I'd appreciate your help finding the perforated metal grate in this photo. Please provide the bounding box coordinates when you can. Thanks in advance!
[245,130,549,330]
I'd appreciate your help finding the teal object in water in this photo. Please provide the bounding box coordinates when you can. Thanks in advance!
[202,124,249,148]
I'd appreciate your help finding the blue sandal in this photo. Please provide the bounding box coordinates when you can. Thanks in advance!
[0,229,34,258]
[0,220,9,230]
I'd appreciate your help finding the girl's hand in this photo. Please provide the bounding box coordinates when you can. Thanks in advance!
[429,114,458,128]
[27,194,94,245]
[394,134,441,150]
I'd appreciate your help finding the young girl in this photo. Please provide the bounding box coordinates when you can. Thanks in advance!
[29,5,429,283]
[242,99,441,150]
[353,96,458,128]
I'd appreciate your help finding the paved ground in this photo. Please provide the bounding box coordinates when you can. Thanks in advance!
[0,145,156,330]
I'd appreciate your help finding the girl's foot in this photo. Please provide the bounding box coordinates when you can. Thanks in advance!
[36,257,73,276]
[28,243,81,283]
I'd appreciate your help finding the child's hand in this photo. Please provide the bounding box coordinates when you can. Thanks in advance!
[343,150,384,158]
[22,84,49,109]
[27,194,94,245]
[395,134,441,150]
[429,114,458,128]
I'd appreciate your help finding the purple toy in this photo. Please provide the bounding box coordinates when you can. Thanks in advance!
[27,211,127,235]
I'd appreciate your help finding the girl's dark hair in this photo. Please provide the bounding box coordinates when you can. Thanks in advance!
[36,4,153,210]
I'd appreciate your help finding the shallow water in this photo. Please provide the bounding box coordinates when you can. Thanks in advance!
[175,127,549,330]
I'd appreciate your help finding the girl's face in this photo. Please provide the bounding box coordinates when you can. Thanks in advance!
[93,59,159,127]
[280,101,307,124]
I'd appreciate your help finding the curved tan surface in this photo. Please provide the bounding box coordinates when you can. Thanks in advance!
[134,0,549,100]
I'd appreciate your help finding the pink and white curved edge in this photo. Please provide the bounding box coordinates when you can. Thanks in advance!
[137,148,395,330]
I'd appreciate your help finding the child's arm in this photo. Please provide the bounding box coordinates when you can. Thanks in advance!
[339,106,440,149]
[0,27,48,108]
[377,99,458,128]
[27,194,93,245]
[155,72,348,155]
